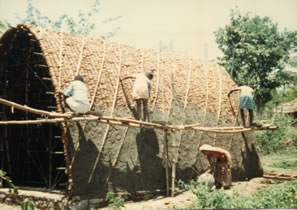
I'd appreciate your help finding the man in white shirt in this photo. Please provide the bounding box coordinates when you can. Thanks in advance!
[62,75,89,114]
[228,85,256,127]
[121,72,153,121]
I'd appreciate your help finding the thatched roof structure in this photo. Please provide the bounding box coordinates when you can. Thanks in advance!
[0,24,263,206]
[275,99,297,114]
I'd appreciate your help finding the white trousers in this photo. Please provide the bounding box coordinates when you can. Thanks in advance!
[66,97,89,113]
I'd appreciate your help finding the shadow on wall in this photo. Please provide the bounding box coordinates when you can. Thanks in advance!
[68,121,166,198]
[241,132,263,179]
[136,128,165,190]
[68,122,107,197]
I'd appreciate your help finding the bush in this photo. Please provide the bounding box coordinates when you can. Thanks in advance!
[255,113,297,154]
[0,170,18,194]
[248,180,297,208]
[21,198,35,210]
[105,191,125,210]
[269,159,297,170]
[177,179,297,209]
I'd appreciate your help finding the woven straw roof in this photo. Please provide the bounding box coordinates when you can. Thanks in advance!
[1,24,238,117]
[275,99,297,114]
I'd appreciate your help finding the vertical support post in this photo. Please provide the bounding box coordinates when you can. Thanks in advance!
[171,143,176,197]
[163,129,169,196]
[0,65,4,187]
[169,71,176,197]
[48,93,54,191]
[48,122,52,191]
[1,67,11,175]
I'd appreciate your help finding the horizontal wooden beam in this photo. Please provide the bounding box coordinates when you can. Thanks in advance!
[0,97,278,133]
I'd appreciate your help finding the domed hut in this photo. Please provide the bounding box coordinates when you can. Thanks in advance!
[0,24,263,202]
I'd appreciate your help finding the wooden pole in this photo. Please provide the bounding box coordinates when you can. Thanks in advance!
[0,97,279,134]
[163,129,169,196]
[0,97,71,118]
[169,70,177,197]
[88,45,122,184]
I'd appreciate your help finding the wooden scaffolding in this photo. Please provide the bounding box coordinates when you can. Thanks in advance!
[0,97,277,197]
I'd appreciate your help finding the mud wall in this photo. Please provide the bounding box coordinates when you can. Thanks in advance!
[68,99,263,198]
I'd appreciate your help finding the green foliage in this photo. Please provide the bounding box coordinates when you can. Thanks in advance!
[255,113,297,154]
[265,85,297,111]
[214,8,297,111]
[269,160,297,170]
[0,170,35,209]
[0,170,18,194]
[106,191,125,210]
[249,180,297,208]
[21,198,35,210]
[177,179,297,209]
[2,0,121,38]
[0,20,8,35]
[289,55,297,67]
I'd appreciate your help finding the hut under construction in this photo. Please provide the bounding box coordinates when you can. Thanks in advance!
[0,24,263,203]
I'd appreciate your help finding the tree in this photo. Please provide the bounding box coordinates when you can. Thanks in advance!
[1,0,121,38]
[0,20,7,35]
[214,8,297,111]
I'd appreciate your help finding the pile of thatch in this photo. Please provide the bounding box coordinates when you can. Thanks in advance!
[275,99,297,114]
[9,24,236,116]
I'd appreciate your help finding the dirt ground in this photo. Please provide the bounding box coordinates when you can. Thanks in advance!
[109,178,271,210]
[0,155,296,210]
[101,154,297,210]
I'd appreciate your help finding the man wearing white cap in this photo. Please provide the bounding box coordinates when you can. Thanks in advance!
[121,72,153,121]
[62,75,89,114]
[199,144,232,189]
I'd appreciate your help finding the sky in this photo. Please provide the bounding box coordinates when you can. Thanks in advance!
[1,0,297,60]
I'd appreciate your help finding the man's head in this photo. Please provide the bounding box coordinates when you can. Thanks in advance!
[145,72,153,80]
[75,75,84,82]
[248,83,256,89]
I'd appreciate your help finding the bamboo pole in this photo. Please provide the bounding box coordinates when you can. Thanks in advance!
[0,97,279,133]
[0,97,278,132]
[163,129,169,196]
[88,45,122,184]
[58,30,64,91]
[75,37,85,76]
[196,57,210,154]
[183,59,192,108]
[0,97,71,118]
[213,64,223,146]
[0,117,277,131]
[105,127,129,184]
[152,50,160,109]
[89,40,106,110]
[169,69,177,197]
